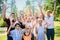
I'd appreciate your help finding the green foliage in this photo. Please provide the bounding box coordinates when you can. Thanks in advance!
[12,5,18,19]
[44,0,54,11]
[0,18,7,27]
[44,0,60,21]
[0,0,4,14]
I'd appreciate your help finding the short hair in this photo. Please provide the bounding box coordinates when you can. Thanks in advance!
[11,13,15,15]
[15,23,21,27]
[46,10,52,13]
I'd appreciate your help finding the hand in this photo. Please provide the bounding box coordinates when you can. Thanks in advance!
[38,2,42,8]
[45,22,50,28]
[3,4,7,10]
[28,6,31,10]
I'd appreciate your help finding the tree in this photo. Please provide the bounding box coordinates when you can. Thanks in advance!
[44,0,54,11]
[12,5,18,19]
[0,0,4,17]
[44,0,60,21]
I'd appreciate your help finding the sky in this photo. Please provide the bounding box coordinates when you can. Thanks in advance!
[15,0,45,10]
[15,0,27,10]
[6,0,45,15]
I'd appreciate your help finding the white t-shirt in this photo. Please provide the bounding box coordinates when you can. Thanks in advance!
[45,15,54,29]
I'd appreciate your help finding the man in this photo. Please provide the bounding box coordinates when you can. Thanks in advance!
[45,10,55,40]
[2,4,15,40]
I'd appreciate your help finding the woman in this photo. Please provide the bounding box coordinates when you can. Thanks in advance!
[36,19,45,40]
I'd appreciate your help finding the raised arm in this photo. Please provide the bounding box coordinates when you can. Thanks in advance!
[52,0,56,15]
[38,2,45,16]
[28,6,32,15]
[52,7,56,15]
[2,4,6,20]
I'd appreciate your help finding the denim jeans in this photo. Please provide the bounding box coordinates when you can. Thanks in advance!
[46,29,55,40]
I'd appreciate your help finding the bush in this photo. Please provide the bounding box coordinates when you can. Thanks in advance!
[0,18,7,27]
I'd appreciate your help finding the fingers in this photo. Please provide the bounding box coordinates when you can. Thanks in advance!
[38,2,42,8]
[3,4,7,11]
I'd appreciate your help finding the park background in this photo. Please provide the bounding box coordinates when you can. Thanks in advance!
[0,0,60,40]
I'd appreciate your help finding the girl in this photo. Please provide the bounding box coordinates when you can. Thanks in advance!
[23,27,32,40]
[36,19,45,40]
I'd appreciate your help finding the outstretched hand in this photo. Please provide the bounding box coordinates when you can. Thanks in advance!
[3,4,7,10]
[38,2,42,8]
[38,2,44,9]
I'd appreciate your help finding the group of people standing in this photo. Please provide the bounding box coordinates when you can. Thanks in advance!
[2,3,55,40]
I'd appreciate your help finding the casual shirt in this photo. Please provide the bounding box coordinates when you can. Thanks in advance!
[10,29,22,40]
[45,15,54,29]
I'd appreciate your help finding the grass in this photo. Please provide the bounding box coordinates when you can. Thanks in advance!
[55,26,60,37]
[0,35,7,40]
[0,30,5,33]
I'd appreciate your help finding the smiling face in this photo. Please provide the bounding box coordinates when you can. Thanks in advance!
[46,10,52,17]
[25,31,30,36]
[24,28,30,36]
[47,12,50,17]
[15,25,20,30]
[10,13,15,18]
[38,19,42,26]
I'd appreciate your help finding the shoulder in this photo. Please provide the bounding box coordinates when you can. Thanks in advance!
[45,16,48,20]
[4,18,10,21]
[10,30,15,34]
[50,14,54,20]
[51,14,54,17]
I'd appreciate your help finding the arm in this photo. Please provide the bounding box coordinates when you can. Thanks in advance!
[2,4,6,20]
[45,22,51,28]
[18,11,20,17]
[7,26,11,35]
[22,33,24,39]
[52,9,56,15]
[7,25,14,35]
[35,27,38,34]
[38,3,44,15]
[28,6,31,15]
[52,0,56,15]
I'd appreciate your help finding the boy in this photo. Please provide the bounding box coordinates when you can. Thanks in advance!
[10,23,22,40]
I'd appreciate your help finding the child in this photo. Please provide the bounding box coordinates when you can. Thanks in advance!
[23,27,32,40]
[36,19,45,40]
[10,23,22,40]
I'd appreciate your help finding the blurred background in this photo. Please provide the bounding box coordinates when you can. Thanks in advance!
[0,0,60,40]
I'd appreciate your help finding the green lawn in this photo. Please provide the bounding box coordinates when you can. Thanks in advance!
[0,35,7,40]
[55,26,60,37]
[0,30,5,33]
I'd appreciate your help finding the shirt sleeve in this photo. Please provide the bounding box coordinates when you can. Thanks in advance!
[9,31,14,37]
[4,18,9,23]
[51,15,54,21]
[45,16,47,21]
